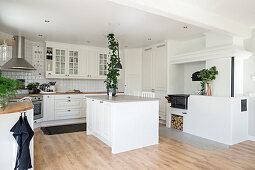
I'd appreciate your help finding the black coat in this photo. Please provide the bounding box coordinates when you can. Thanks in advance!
[10,115,34,170]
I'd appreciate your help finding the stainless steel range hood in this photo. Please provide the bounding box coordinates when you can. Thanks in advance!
[1,36,35,71]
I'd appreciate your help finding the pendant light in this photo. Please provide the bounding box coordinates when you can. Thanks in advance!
[114,42,122,70]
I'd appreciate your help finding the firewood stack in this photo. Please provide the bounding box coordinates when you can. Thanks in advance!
[171,114,183,131]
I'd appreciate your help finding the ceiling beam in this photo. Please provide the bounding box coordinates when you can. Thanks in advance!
[107,0,252,38]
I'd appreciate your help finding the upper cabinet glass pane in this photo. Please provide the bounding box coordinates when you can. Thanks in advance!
[56,49,60,55]
[69,51,73,56]
[61,50,65,55]
[74,51,78,56]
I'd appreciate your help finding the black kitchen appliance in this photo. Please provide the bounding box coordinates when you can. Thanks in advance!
[168,94,190,110]
[191,71,202,81]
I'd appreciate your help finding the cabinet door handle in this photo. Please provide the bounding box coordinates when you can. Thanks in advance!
[100,101,103,103]
[67,96,71,98]
[68,100,71,102]
[67,110,71,112]
[92,99,94,101]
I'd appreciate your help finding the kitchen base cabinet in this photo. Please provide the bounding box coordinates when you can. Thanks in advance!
[55,94,86,120]
[55,109,82,120]
[43,94,86,122]
[43,95,55,121]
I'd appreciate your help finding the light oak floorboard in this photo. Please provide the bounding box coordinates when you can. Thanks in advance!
[34,128,255,170]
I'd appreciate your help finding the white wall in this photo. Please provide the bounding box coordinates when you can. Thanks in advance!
[206,58,231,97]
[167,38,206,94]
[123,48,142,93]
[244,29,255,136]
[183,61,205,94]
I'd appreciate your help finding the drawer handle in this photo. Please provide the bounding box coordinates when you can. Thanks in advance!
[67,110,71,112]
[68,100,71,102]
[67,96,71,98]
[92,100,94,101]
[100,101,103,103]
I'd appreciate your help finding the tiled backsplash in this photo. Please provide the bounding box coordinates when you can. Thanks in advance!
[1,39,124,92]
[2,71,106,92]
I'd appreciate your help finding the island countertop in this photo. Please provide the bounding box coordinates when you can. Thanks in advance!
[86,95,159,103]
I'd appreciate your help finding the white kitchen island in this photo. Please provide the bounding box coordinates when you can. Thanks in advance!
[86,95,159,154]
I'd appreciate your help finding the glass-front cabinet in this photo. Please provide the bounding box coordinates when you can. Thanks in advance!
[98,53,108,77]
[46,42,114,79]
[54,48,66,76]
[68,50,79,76]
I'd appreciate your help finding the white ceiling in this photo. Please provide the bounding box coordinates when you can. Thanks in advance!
[0,0,208,48]
[180,0,255,27]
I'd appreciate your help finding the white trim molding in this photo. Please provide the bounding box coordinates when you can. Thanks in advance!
[169,45,253,64]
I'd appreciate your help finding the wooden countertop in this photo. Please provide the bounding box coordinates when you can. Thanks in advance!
[0,99,34,115]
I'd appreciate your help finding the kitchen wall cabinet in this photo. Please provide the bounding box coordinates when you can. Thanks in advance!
[68,50,79,76]
[142,43,167,121]
[98,53,108,78]
[85,50,98,78]
[45,42,111,79]
[53,48,67,77]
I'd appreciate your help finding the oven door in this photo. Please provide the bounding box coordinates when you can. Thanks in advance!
[171,96,187,109]
[33,101,42,120]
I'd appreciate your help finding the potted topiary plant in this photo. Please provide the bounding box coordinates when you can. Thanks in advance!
[197,66,218,96]
[0,70,21,110]
[27,82,40,94]
[104,33,120,96]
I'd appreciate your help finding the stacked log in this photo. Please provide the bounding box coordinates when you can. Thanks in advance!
[171,114,183,131]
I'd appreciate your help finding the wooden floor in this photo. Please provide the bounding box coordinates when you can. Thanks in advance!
[34,128,255,170]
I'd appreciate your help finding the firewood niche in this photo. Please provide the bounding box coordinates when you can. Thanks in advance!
[171,114,183,131]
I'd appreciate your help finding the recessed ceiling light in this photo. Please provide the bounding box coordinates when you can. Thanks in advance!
[44,20,50,23]
[148,38,152,41]
[183,26,188,29]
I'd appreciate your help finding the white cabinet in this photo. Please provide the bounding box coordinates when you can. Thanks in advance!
[55,94,84,120]
[142,44,167,91]
[142,43,167,121]
[53,48,67,77]
[142,48,153,91]
[98,53,108,78]
[43,94,86,121]
[87,98,111,142]
[43,95,55,121]
[86,50,98,78]
[45,42,110,79]
[154,44,167,91]
[68,50,79,76]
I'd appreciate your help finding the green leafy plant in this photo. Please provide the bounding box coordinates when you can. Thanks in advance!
[104,34,120,89]
[0,70,21,110]
[27,82,40,90]
[198,66,218,91]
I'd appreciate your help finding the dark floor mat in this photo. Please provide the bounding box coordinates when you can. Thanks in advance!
[41,123,86,135]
